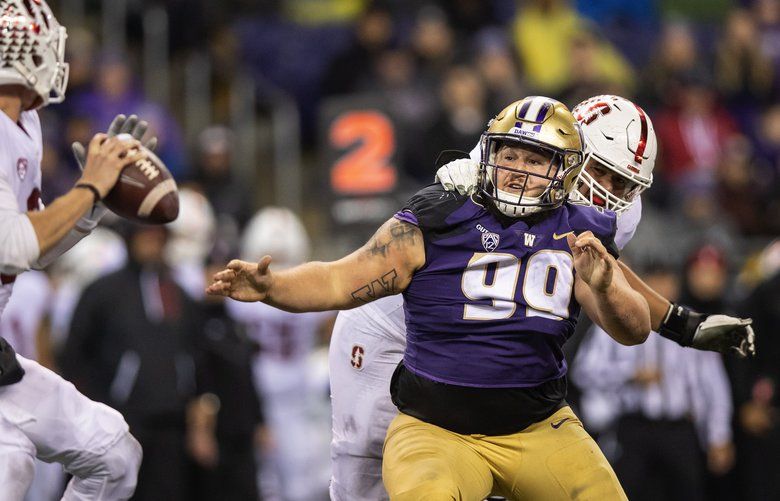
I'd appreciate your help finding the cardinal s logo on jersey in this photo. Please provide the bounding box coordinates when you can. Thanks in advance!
[350,344,365,370]
[16,158,27,180]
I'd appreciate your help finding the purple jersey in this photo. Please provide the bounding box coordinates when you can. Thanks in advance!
[395,185,618,388]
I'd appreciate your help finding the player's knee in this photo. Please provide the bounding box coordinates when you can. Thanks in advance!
[90,431,142,499]
[385,469,460,501]
[391,486,459,501]
[109,432,142,480]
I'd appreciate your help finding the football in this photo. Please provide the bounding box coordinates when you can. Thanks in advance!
[102,134,179,224]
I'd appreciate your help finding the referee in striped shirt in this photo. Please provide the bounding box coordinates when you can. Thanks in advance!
[572,258,734,501]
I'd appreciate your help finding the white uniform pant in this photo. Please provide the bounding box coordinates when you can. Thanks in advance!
[0,355,142,501]
[328,309,405,501]
[255,356,331,501]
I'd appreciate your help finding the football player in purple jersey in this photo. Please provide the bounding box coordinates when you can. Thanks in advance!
[208,96,651,499]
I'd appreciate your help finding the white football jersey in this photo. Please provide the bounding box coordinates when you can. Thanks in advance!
[227,300,330,362]
[614,196,641,250]
[227,300,334,500]
[226,299,334,398]
[0,271,51,359]
[0,110,43,319]
[339,293,407,347]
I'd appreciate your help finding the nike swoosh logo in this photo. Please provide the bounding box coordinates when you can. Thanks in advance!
[552,231,573,240]
[551,417,571,429]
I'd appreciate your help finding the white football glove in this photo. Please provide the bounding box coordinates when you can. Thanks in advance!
[659,303,756,358]
[71,114,159,223]
[692,315,756,358]
[435,158,480,195]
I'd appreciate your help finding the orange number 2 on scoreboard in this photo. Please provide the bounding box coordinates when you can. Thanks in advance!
[330,110,397,195]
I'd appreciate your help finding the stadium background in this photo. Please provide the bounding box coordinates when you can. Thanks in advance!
[6,0,780,499]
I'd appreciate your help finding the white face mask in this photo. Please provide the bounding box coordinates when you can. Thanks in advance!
[486,167,546,216]
[483,144,557,217]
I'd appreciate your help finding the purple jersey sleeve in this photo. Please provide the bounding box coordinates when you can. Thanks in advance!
[566,204,619,259]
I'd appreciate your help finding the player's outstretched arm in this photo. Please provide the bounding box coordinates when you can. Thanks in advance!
[617,260,755,357]
[207,217,425,312]
[569,231,651,345]
[26,134,144,257]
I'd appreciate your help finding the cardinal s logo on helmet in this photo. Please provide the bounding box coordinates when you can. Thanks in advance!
[570,95,657,214]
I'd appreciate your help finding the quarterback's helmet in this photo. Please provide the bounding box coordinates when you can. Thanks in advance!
[0,0,68,109]
[241,207,310,269]
[164,187,217,266]
[571,95,656,213]
[479,96,585,217]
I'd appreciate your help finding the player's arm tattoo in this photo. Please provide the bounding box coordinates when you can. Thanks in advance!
[348,219,422,303]
[364,219,421,258]
[350,269,399,303]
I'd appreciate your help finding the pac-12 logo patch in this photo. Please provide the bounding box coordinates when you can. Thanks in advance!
[476,223,500,252]
[481,232,500,252]
[16,158,27,180]
[350,344,365,370]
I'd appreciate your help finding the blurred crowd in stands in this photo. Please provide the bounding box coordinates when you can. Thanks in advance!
[6,0,780,499]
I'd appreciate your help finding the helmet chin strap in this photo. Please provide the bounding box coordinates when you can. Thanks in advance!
[493,188,544,217]
[485,163,546,217]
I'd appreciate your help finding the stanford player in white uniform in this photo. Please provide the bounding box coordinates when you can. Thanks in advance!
[228,207,333,501]
[328,95,755,500]
[0,2,155,499]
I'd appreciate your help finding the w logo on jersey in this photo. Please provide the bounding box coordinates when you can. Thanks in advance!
[481,232,500,252]
[524,233,536,247]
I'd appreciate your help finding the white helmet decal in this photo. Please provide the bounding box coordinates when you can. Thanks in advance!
[571,95,657,214]
[0,0,68,108]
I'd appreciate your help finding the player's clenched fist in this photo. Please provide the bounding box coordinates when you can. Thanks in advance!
[207,256,274,302]
[567,230,614,293]
[78,133,145,199]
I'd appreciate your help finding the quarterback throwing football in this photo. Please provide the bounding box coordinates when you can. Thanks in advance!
[0,2,155,499]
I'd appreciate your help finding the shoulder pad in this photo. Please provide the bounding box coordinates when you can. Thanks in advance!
[396,184,471,234]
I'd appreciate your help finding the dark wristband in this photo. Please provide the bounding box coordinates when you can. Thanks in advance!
[658,303,705,347]
[75,182,102,204]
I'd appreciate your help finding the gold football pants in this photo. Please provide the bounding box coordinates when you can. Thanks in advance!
[382,406,627,501]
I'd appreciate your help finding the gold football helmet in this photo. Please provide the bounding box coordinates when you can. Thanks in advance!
[479,97,585,217]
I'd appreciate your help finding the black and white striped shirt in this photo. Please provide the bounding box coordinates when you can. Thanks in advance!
[572,325,733,447]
